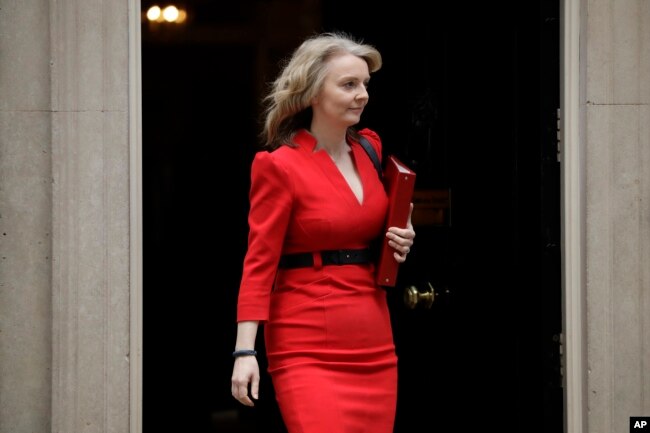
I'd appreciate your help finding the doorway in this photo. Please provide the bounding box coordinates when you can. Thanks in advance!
[142,1,562,432]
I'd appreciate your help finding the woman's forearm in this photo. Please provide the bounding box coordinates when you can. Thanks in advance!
[234,320,259,350]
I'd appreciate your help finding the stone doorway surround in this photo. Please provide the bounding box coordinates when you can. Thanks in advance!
[562,1,585,432]
[48,1,143,432]
[0,0,142,432]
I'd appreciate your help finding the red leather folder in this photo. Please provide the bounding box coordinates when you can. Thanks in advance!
[376,155,416,287]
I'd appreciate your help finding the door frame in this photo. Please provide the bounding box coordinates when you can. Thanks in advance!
[129,1,143,432]
[560,1,586,432]
[127,1,585,432]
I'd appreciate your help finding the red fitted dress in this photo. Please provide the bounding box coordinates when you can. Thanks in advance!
[236,128,397,433]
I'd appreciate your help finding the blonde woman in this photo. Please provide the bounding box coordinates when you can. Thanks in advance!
[231,32,415,433]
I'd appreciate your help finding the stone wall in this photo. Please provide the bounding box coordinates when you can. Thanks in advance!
[0,0,135,432]
[584,0,650,432]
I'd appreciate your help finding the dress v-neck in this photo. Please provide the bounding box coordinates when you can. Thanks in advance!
[315,143,366,207]
[339,147,365,206]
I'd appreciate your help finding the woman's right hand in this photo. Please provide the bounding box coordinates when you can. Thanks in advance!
[231,355,260,407]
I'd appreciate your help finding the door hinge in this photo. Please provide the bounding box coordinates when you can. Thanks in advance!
[553,332,565,388]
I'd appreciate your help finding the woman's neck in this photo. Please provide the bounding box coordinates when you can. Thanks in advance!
[310,123,348,155]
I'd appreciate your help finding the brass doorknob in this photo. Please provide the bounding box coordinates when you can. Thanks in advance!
[404,282,435,309]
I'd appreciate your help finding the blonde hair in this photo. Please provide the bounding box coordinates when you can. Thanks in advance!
[261,32,382,149]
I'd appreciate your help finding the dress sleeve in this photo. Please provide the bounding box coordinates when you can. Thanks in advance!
[237,151,293,322]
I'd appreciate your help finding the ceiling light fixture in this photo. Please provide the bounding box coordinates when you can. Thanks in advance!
[145,5,187,24]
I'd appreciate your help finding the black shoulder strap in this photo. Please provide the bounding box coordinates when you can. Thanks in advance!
[358,136,383,180]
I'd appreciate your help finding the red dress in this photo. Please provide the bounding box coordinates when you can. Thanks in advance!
[237,128,397,433]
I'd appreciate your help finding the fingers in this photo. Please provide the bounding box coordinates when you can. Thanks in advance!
[251,374,260,400]
[233,382,255,407]
[231,380,257,407]
[386,206,416,242]
[387,204,416,263]
[388,235,411,263]
[388,238,411,254]
[386,230,414,251]
[393,250,407,263]
[231,358,260,407]
[387,227,414,243]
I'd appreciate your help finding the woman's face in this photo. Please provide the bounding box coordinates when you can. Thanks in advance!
[311,53,370,129]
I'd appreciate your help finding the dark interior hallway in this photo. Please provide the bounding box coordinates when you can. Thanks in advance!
[142,1,562,432]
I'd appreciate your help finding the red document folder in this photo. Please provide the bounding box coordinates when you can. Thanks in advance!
[376,155,416,287]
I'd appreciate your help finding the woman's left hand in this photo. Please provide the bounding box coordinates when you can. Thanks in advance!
[386,203,416,263]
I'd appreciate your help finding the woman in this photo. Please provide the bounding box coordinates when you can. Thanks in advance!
[230,32,415,433]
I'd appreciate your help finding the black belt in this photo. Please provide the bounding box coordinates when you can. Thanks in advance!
[278,248,373,269]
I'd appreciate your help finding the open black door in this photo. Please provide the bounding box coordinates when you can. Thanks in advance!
[386,3,560,433]
[324,1,563,432]
[143,1,562,432]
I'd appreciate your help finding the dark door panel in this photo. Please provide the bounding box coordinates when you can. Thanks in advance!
[326,1,563,431]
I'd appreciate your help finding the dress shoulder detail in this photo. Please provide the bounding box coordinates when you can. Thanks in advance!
[358,128,381,144]
[357,128,383,162]
[251,150,295,199]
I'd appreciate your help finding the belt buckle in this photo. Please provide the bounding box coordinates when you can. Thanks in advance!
[338,249,354,264]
